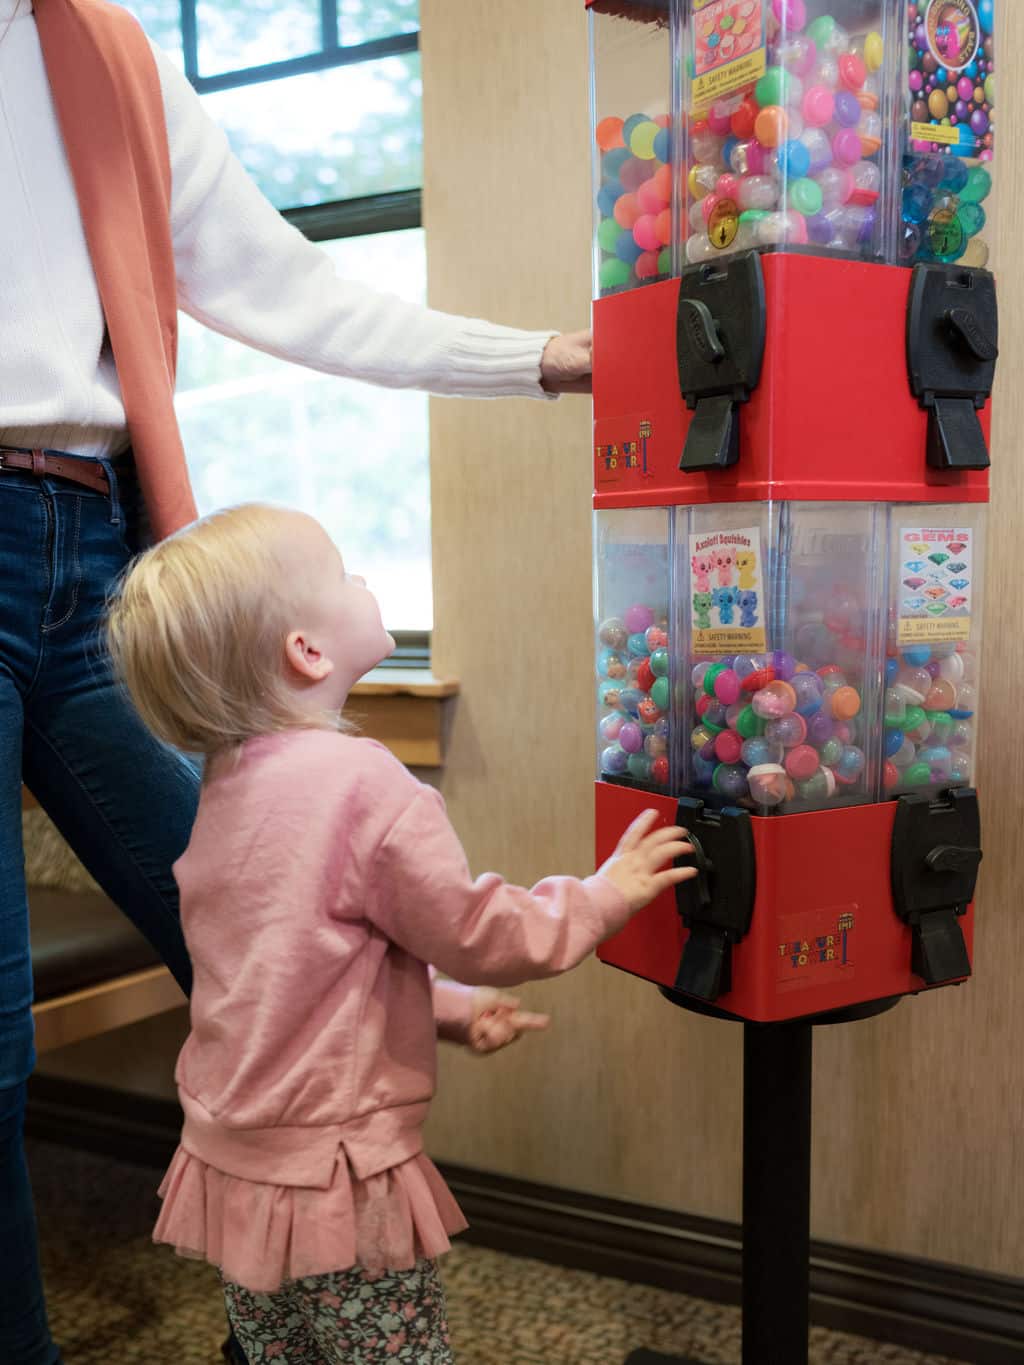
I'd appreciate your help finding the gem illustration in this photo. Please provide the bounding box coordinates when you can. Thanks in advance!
[929,552,950,566]
[949,577,970,590]
[903,576,926,589]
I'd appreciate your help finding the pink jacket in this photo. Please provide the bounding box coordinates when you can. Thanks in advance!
[171,731,629,1190]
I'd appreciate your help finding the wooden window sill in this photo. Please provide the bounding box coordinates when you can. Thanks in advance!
[346,669,459,768]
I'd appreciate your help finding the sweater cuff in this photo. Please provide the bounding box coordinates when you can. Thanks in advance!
[431,975,478,1045]
[436,322,559,400]
[582,873,632,940]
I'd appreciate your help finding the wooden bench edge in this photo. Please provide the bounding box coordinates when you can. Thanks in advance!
[33,966,185,1054]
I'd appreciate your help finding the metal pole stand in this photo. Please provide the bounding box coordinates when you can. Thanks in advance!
[623,999,896,1365]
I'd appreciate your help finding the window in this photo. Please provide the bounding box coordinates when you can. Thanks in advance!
[119,1,431,645]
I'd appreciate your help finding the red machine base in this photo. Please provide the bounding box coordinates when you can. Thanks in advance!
[595,781,973,1023]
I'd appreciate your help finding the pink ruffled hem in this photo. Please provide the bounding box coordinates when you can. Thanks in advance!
[153,1144,468,1294]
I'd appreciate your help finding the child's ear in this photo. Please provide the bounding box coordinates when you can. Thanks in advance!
[285,630,335,682]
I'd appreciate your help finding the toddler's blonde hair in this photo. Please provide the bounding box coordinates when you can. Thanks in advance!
[107,503,346,756]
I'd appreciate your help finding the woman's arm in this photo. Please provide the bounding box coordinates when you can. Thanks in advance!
[151,43,581,398]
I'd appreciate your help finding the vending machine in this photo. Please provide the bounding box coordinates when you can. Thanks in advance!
[588,0,997,1024]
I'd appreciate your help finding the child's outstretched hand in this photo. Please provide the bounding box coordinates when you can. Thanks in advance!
[468,988,550,1055]
[599,809,696,912]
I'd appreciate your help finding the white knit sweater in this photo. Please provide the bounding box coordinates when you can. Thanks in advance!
[0,0,555,458]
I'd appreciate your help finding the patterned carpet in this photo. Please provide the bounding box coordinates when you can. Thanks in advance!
[28,1139,966,1365]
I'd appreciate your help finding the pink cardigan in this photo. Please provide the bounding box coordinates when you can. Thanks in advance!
[153,730,629,1290]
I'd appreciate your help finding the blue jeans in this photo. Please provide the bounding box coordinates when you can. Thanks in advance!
[0,464,200,1364]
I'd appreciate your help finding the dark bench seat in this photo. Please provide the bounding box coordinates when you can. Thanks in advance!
[29,887,183,1052]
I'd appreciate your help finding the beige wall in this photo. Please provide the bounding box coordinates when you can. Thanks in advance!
[39,0,1024,1281]
[421,0,1024,1278]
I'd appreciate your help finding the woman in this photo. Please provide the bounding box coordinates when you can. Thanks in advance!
[0,2,590,1362]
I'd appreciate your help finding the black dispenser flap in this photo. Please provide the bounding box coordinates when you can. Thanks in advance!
[891,788,981,986]
[674,799,756,1002]
[906,264,997,472]
[677,252,766,475]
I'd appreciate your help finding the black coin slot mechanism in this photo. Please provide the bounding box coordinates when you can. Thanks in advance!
[673,798,756,1003]
[676,251,766,475]
[906,264,997,472]
[891,787,981,986]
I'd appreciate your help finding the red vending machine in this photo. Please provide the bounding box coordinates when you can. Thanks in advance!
[586,3,997,1360]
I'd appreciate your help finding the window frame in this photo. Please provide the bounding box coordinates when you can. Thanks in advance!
[180,0,419,93]
[165,0,431,664]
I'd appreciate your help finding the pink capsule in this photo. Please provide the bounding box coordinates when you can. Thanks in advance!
[802,85,834,128]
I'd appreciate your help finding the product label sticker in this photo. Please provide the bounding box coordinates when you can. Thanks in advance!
[897,526,973,643]
[691,0,766,111]
[908,0,993,160]
[689,525,765,654]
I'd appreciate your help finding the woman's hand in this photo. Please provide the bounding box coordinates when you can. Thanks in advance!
[467,988,550,1054]
[540,330,592,395]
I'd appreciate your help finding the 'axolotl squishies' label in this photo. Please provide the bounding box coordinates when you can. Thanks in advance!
[689,525,765,655]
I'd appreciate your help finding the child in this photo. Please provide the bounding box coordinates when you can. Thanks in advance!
[106,503,694,1364]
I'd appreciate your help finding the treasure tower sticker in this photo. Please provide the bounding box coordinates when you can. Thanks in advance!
[594,419,653,486]
[778,907,857,990]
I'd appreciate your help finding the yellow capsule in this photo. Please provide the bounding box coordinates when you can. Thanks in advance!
[688,163,710,199]
[864,30,883,72]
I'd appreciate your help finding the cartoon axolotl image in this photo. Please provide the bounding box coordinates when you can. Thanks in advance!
[691,554,713,594]
[735,550,757,590]
[714,547,736,587]
[738,590,759,628]
[713,585,738,626]
[693,591,713,630]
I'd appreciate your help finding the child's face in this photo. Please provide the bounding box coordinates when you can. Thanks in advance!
[287,516,395,699]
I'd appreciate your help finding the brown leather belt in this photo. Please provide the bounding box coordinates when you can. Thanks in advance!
[0,447,111,496]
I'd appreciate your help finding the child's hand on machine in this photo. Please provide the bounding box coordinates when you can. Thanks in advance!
[599,809,696,912]
[467,988,551,1055]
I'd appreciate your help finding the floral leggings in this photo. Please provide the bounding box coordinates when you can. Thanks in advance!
[222,1259,454,1363]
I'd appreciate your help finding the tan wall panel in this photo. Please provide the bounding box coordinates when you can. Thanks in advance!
[421,0,744,1225]
[423,0,1024,1276]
